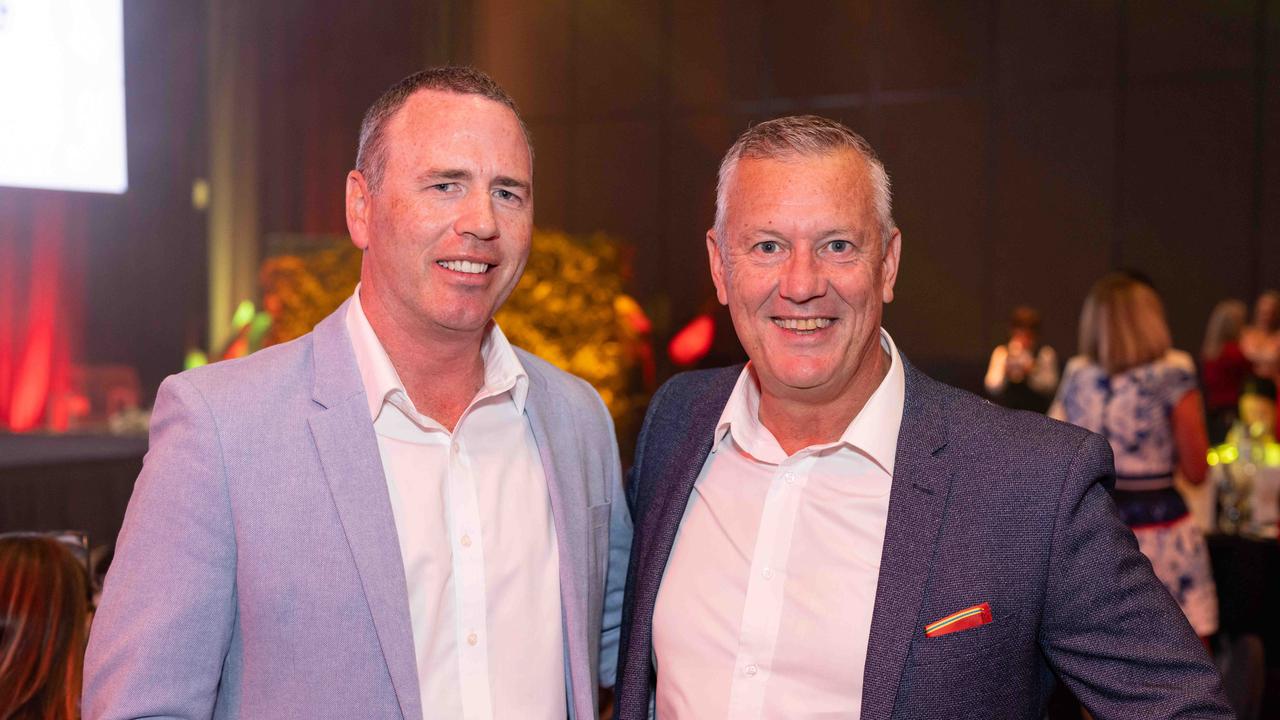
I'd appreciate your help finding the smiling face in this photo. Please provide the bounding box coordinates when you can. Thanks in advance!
[707,150,901,406]
[346,89,533,342]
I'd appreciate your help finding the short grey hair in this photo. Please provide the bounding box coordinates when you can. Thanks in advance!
[355,66,533,193]
[713,115,894,248]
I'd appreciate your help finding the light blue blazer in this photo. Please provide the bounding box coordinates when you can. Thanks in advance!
[84,300,632,720]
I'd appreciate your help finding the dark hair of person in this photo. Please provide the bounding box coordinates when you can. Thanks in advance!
[355,65,531,193]
[0,537,88,720]
[1009,305,1041,334]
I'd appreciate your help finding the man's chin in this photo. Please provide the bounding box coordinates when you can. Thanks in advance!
[428,309,497,337]
[757,366,840,397]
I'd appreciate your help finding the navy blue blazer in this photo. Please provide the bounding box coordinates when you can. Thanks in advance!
[615,360,1231,719]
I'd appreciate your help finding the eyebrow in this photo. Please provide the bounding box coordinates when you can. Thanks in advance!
[417,168,470,183]
[492,175,531,193]
[415,168,530,193]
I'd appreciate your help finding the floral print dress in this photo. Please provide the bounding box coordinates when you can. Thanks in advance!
[1060,356,1218,636]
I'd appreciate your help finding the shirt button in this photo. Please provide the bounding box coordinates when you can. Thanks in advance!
[762,567,774,580]
[460,534,472,548]
[745,664,758,677]
[467,632,478,646]
[783,472,797,485]
[451,441,461,454]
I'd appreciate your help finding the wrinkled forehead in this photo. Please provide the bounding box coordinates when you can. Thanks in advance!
[723,150,878,228]
[385,90,532,168]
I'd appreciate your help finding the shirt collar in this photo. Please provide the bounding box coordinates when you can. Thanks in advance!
[345,284,529,425]
[713,328,906,474]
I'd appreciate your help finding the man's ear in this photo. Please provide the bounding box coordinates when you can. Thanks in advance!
[880,227,902,304]
[707,230,729,305]
[346,170,372,250]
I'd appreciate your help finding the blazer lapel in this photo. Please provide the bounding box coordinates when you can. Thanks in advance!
[627,368,740,689]
[523,371,595,720]
[307,304,422,720]
[860,360,953,720]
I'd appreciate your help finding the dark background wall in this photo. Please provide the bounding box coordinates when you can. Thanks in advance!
[464,0,1280,389]
[7,1,1278,406]
[236,0,1280,391]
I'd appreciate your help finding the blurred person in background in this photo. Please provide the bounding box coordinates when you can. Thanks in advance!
[1201,299,1252,443]
[1241,290,1280,386]
[983,305,1058,413]
[1058,273,1216,643]
[0,536,88,720]
[1211,375,1280,538]
[1048,270,1195,421]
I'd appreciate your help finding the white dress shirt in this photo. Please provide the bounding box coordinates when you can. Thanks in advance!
[653,329,906,719]
[346,288,565,720]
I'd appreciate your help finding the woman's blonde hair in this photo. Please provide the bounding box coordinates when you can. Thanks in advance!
[1078,273,1172,375]
[1201,299,1247,360]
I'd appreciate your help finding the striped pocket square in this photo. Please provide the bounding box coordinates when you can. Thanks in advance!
[924,602,993,638]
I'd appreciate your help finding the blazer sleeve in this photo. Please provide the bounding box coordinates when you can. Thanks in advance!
[1038,432,1232,719]
[83,374,237,720]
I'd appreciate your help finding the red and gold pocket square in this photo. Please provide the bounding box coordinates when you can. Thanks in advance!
[924,602,993,638]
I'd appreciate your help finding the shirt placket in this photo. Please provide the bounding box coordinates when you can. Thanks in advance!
[726,455,811,718]
[447,434,494,720]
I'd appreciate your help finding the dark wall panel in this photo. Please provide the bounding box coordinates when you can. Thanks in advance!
[881,1,990,92]
[990,89,1116,359]
[206,0,1280,395]
[663,115,741,330]
[573,0,665,116]
[255,0,434,235]
[670,0,736,109]
[1258,0,1280,296]
[1121,80,1256,349]
[568,121,663,290]
[526,121,573,232]
[762,0,872,99]
[878,97,988,371]
[473,0,573,119]
[456,0,1278,384]
[1128,0,1255,77]
[997,2,1116,89]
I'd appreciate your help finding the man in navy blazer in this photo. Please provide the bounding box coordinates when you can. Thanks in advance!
[614,116,1231,719]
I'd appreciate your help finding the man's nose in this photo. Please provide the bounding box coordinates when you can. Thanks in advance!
[454,189,499,240]
[778,252,826,303]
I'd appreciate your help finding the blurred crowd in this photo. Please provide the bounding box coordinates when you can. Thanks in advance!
[986,274,1280,718]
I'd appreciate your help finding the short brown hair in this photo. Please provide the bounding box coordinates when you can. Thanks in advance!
[0,536,87,720]
[1078,273,1172,375]
[355,66,531,193]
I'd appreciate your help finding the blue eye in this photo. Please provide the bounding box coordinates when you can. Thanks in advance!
[829,240,851,252]
[494,188,519,202]
[758,241,780,254]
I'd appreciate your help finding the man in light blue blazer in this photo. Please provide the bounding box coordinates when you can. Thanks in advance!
[84,67,631,720]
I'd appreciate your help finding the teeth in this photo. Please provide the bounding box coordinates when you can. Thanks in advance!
[773,318,833,332]
[439,260,490,274]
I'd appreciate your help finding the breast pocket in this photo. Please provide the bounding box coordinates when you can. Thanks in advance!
[908,608,1022,668]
